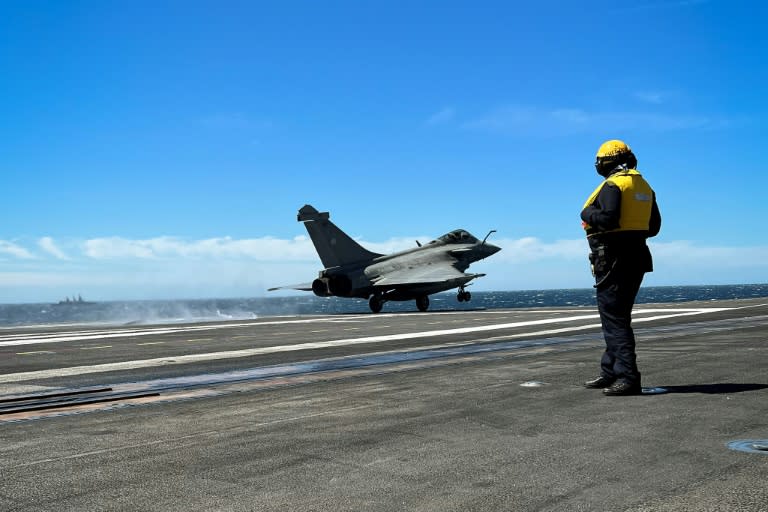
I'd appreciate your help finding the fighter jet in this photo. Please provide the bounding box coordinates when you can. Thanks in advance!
[268,204,501,313]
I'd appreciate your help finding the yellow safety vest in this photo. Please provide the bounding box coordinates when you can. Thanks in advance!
[582,169,654,236]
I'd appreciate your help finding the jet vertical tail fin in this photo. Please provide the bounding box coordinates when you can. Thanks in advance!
[298,205,382,268]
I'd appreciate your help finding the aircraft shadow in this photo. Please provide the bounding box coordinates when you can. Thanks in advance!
[659,383,768,394]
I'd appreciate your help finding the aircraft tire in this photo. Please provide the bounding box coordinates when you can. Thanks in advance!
[416,295,430,312]
[369,296,383,313]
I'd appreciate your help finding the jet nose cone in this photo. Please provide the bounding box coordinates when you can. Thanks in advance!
[483,243,501,257]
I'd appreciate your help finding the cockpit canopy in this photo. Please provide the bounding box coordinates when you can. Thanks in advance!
[430,229,478,245]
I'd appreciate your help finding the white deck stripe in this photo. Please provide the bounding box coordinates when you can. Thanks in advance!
[0,315,390,346]
[0,308,731,384]
[0,308,727,347]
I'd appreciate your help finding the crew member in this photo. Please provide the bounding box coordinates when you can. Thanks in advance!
[581,140,661,396]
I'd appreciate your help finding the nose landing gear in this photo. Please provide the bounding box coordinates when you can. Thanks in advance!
[457,285,472,303]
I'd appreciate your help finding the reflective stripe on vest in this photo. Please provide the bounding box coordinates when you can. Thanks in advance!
[582,169,654,236]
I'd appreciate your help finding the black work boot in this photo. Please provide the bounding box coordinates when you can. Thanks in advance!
[603,381,642,396]
[584,375,615,389]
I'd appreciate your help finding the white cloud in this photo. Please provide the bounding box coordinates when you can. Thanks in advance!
[634,91,666,104]
[2,235,767,303]
[651,240,768,268]
[82,235,318,261]
[38,237,69,260]
[83,237,158,259]
[0,241,35,259]
[0,271,110,287]
[494,237,585,263]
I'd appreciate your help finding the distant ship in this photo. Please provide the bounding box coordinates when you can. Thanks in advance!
[55,294,96,306]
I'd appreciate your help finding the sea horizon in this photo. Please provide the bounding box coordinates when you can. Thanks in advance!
[1,283,767,328]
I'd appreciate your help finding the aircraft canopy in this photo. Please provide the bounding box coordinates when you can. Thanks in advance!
[431,229,478,245]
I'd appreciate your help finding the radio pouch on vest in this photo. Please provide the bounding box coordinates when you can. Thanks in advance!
[589,245,616,288]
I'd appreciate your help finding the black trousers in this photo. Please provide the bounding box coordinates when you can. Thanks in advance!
[596,265,645,385]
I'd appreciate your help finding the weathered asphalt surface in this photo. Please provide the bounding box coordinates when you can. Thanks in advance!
[0,299,766,511]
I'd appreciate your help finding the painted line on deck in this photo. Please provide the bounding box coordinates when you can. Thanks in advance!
[0,308,732,384]
[0,308,733,348]
[0,315,387,347]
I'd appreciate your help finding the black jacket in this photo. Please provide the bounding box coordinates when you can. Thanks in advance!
[581,176,661,273]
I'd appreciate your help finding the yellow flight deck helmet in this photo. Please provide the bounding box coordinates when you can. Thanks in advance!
[595,139,637,177]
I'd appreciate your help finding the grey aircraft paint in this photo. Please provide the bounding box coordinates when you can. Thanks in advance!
[269,205,501,313]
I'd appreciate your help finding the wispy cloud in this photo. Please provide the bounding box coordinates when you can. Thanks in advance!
[462,105,729,135]
[199,112,272,131]
[38,237,69,260]
[634,91,667,104]
[619,0,710,11]
[17,235,768,272]
[0,241,35,259]
[425,107,456,126]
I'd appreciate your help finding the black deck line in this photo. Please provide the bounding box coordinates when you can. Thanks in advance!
[0,391,162,415]
[0,386,113,404]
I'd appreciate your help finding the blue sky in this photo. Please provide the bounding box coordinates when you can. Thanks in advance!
[1,0,767,303]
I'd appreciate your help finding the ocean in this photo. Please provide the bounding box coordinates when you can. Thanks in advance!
[1,284,767,328]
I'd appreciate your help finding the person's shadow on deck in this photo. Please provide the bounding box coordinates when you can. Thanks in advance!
[659,383,768,394]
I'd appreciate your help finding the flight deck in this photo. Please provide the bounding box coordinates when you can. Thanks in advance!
[1,299,767,511]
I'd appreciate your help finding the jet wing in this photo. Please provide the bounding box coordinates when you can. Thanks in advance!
[267,283,314,292]
[371,264,484,287]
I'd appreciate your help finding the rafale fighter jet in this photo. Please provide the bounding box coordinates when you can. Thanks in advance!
[268,204,501,313]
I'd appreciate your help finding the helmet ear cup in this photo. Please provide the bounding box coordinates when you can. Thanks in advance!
[595,157,615,177]
[594,152,636,176]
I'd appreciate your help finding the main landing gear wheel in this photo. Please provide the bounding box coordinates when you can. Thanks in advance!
[416,295,430,312]
[369,295,384,313]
